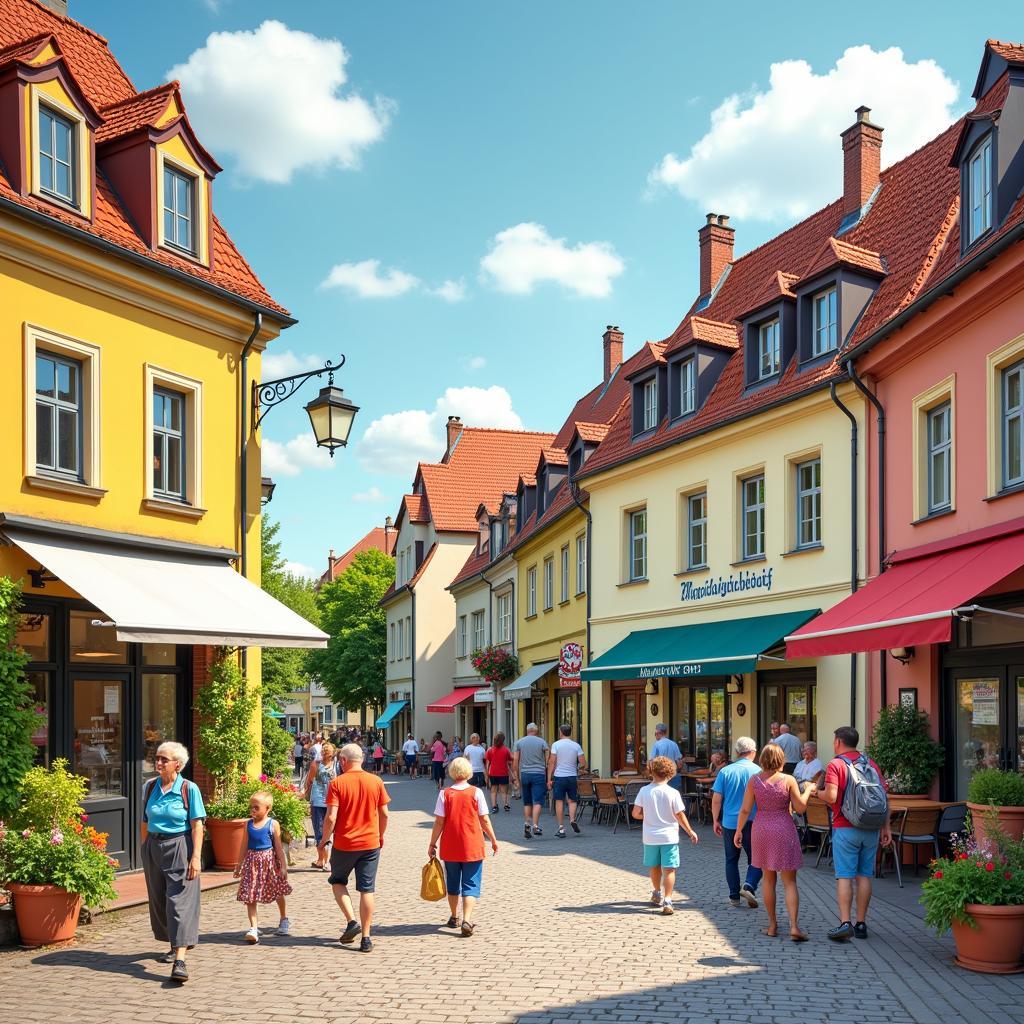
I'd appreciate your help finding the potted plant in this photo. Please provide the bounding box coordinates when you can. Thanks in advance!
[866,703,944,797]
[196,650,259,869]
[208,772,306,867]
[967,768,1024,846]
[921,812,1024,973]
[0,760,117,946]
[471,644,519,684]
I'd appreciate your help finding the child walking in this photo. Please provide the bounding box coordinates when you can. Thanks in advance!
[631,756,699,915]
[234,791,293,943]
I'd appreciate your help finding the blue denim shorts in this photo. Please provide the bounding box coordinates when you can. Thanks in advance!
[520,773,547,807]
[445,859,483,897]
[552,777,578,803]
[832,827,880,879]
[643,843,680,868]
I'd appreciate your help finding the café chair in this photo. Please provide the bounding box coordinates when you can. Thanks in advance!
[593,779,631,833]
[876,808,909,887]
[804,801,833,868]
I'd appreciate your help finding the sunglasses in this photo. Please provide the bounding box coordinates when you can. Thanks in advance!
[154,756,175,764]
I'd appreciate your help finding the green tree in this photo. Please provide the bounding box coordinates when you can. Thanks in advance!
[196,649,259,799]
[0,577,39,820]
[310,549,394,715]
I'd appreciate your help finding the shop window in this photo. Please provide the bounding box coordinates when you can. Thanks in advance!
[741,474,765,559]
[759,675,816,745]
[142,643,177,665]
[26,671,50,766]
[671,684,727,763]
[142,673,178,778]
[70,610,127,663]
[73,678,124,799]
[16,611,51,662]
[557,691,580,738]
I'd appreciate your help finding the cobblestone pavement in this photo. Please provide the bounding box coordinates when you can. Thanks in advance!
[2,777,1023,1024]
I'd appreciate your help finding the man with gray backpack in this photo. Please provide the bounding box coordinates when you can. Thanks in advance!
[817,726,891,942]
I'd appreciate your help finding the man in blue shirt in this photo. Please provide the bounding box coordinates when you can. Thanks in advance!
[711,736,762,908]
[649,723,684,791]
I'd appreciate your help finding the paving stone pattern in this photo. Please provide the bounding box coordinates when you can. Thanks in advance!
[1,778,1022,1024]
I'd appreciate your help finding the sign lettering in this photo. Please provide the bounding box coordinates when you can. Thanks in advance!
[680,567,774,603]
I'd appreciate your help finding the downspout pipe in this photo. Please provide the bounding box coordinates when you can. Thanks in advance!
[846,361,888,710]
[830,378,859,727]
[567,467,592,763]
[238,313,262,675]
[410,589,417,727]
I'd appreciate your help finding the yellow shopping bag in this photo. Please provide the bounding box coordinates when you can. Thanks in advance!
[420,855,447,901]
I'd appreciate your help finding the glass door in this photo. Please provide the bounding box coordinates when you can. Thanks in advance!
[73,674,130,867]
[614,689,646,771]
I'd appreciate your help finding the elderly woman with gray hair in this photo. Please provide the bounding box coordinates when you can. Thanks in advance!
[141,741,206,983]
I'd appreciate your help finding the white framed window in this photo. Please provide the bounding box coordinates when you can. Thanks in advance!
[758,320,780,379]
[527,567,537,616]
[404,615,411,658]
[795,459,821,547]
[38,105,75,205]
[24,324,102,496]
[471,609,486,650]
[687,492,707,569]
[968,135,993,244]
[1003,361,1024,489]
[543,558,554,610]
[322,705,333,724]
[389,622,395,661]
[560,545,570,602]
[143,365,203,515]
[458,615,468,657]
[628,509,647,581]
[679,358,696,415]
[496,593,512,643]
[163,165,196,254]
[575,534,587,595]
[811,287,838,357]
[741,474,765,559]
[927,404,952,512]
[642,378,658,431]
[396,617,404,661]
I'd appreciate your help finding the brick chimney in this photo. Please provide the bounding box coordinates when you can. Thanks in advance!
[602,325,623,383]
[445,415,463,459]
[40,0,67,13]
[698,214,734,296]
[327,548,335,582]
[841,106,883,219]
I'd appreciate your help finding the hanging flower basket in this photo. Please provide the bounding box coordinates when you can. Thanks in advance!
[471,645,519,683]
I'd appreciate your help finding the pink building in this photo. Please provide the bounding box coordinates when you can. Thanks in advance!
[788,40,1024,799]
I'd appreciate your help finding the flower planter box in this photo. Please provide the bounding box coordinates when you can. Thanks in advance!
[967,803,1024,847]
[6,883,81,947]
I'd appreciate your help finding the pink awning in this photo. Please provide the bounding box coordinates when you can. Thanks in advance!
[426,686,483,713]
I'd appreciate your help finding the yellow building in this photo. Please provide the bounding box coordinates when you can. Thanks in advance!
[0,4,324,869]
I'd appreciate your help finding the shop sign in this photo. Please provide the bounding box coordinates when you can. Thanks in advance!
[639,663,704,678]
[680,567,774,603]
[972,681,999,725]
[559,643,583,688]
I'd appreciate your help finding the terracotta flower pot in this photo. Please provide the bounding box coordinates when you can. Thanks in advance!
[951,903,1024,974]
[206,817,248,870]
[7,883,82,947]
[967,803,1024,846]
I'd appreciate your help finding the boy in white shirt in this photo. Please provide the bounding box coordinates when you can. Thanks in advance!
[631,756,699,915]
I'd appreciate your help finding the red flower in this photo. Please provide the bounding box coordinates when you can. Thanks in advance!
[934,870,943,879]
[80,814,89,822]
[1006,872,1013,880]
[986,862,995,872]
[240,775,248,783]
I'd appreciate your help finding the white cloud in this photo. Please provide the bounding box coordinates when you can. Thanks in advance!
[465,355,487,371]
[480,222,624,297]
[283,560,318,580]
[261,432,333,478]
[352,485,387,503]
[431,279,467,303]
[356,386,524,478]
[168,21,391,184]
[320,259,420,299]
[261,349,322,380]
[650,45,959,222]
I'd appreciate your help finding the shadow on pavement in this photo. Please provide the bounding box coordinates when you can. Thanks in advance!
[552,900,698,916]
[30,947,176,986]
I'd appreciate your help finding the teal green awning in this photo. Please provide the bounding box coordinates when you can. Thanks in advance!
[580,609,819,681]
[267,709,285,719]
[375,699,409,729]
[502,660,558,696]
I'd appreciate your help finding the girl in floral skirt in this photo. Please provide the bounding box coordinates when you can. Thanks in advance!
[234,790,292,943]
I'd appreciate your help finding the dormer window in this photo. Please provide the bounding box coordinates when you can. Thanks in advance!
[163,165,196,254]
[758,319,780,379]
[679,357,696,415]
[811,287,838,356]
[642,378,658,430]
[39,106,75,205]
[968,135,993,244]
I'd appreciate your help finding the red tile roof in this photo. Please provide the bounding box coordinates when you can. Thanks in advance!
[318,525,396,586]
[987,40,1024,64]
[583,60,1024,480]
[664,316,740,359]
[95,82,179,142]
[540,447,568,466]
[800,236,886,282]
[394,493,430,530]
[0,0,287,318]
[573,422,610,443]
[415,428,555,533]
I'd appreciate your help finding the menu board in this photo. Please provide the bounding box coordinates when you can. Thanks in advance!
[972,681,999,726]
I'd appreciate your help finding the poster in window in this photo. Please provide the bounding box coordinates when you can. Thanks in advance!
[788,692,807,717]
[103,685,120,714]
[971,681,999,726]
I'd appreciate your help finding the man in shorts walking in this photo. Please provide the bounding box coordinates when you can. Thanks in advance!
[547,724,586,839]
[464,733,488,789]
[317,743,390,953]
[401,734,420,778]
[512,723,549,839]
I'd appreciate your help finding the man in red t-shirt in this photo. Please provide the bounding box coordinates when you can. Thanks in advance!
[815,726,891,942]
[318,743,390,953]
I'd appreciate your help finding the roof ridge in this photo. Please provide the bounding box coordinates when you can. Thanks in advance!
[23,0,111,45]
[0,30,53,58]
[99,80,179,112]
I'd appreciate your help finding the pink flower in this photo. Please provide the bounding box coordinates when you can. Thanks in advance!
[21,829,30,838]
[81,814,89,823]
[50,830,64,845]
[108,857,118,866]
[260,774,268,782]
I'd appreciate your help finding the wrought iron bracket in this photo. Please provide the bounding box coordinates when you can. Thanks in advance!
[251,355,346,431]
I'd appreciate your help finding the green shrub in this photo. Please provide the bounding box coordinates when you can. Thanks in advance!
[261,711,292,778]
[0,577,39,821]
[865,703,944,794]
[196,649,259,800]
[967,767,1024,807]
[206,772,306,843]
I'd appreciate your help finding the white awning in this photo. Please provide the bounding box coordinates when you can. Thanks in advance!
[502,660,558,696]
[5,526,327,648]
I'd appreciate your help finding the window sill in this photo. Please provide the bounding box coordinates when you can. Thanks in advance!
[575,590,587,599]
[25,475,106,500]
[617,577,649,588]
[911,507,954,525]
[33,189,87,220]
[782,544,824,557]
[159,241,206,268]
[984,482,1024,502]
[674,565,709,578]
[143,497,207,519]
[730,555,766,567]
[525,613,538,621]
[542,606,554,614]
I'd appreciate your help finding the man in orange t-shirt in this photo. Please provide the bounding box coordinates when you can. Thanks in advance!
[318,743,390,952]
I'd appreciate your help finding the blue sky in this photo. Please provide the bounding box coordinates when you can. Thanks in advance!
[85,0,1022,577]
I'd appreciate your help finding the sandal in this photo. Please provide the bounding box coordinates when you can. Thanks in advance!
[461,920,475,936]
[445,916,458,929]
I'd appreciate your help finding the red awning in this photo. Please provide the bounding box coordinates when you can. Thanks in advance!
[426,686,484,713]
[785,527,1024,659]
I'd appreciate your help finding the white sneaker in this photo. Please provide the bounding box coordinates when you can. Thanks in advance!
[662,900,675,916]
[277,917,291,936]
[650,889,663,907]
[245,927,259,944]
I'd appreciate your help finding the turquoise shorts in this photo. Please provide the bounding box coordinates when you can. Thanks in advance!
[643,843,680,868]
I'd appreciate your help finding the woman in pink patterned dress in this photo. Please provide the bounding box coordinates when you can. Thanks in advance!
[734,743,816,941]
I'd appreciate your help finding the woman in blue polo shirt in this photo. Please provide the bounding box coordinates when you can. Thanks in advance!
[141,741,206,983]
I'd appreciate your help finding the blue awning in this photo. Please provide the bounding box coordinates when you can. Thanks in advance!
[375,699,409,728]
